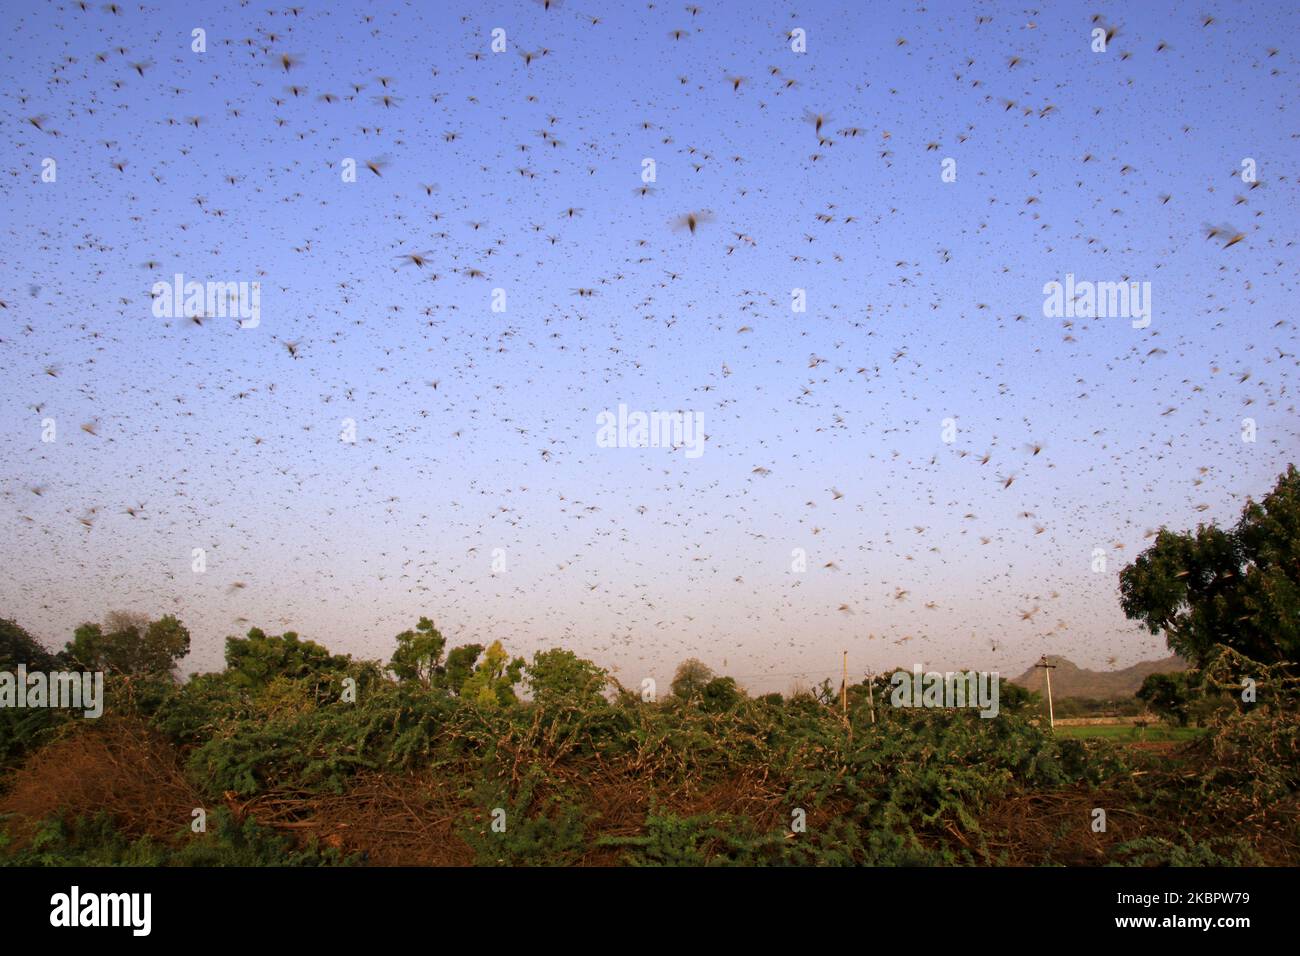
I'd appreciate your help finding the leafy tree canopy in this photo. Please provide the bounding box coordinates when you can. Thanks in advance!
[63,611,190,678]
[670,658,714,700]
[0,618,61,671]
[460,640,525,708]
[1136,672,1195,726]
[1120,464,1300,668]
[224,627,350,689]
[441,643,483,695]
[389,617,446,686]
[700,676,742,713]
[525,648,608,707]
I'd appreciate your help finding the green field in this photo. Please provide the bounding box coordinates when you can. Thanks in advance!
[1054,724,1207,743]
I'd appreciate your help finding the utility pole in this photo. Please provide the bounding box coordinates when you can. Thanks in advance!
[1034,655,1058,729]
[865,669,876,724]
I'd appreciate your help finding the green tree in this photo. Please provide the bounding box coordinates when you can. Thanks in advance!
[389,617,446,686]
[525,648,608,707]
[0,618,69,769]
[460,640,525,708]
[670,658,714,701]
[440,643,484,695]
[700,676,742,713]
[1136,672,1195,726]
[224,628,350,690]
[0,618,60,670]
[64,612,190,678]
[1119,464,1300,668]
[997,681,1039,715]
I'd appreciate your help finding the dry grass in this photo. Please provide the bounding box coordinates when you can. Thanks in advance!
[0,718,202,847]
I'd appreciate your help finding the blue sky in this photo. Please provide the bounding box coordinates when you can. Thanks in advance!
[2,0,1298,691]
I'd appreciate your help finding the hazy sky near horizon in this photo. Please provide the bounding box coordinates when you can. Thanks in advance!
[2,0,1298,692]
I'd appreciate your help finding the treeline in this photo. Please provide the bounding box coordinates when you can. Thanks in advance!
[1,609,1296,866]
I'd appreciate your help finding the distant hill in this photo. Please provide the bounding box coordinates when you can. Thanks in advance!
[1009,655,1188,699]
